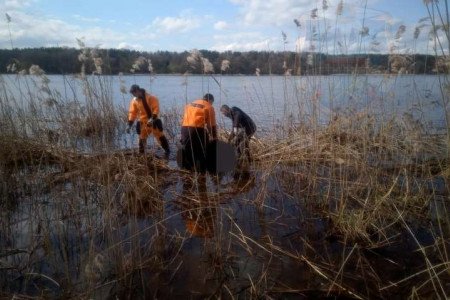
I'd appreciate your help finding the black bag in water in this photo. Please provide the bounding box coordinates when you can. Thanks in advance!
[206,140,236,174]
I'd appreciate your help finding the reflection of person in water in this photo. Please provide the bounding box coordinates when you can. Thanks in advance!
[179,176,217,238]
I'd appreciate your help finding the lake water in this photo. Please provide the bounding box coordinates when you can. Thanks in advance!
[1,74,448,133]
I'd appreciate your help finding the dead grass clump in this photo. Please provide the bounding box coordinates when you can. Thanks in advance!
[160,107,183,143]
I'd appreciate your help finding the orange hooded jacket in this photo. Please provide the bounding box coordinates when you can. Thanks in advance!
[181,99,217,129]
[128,92,160,123]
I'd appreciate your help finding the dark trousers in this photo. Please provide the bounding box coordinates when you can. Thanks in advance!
[234,130,254,162]
[181,127,209,173]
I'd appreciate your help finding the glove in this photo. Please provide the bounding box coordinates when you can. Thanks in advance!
[153,119,163,131]
[146,119,153,127]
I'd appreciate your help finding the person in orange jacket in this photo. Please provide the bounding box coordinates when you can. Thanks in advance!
[126,84,170,154]
[180,93,217,172]
[180,176,215,238]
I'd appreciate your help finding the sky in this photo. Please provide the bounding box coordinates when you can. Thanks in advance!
[0,0,446,54]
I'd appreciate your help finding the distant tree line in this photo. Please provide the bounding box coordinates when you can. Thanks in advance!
[0,47,439,75]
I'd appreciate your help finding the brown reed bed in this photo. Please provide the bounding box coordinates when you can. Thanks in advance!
[2,103,448,298]
[1,43,450,299]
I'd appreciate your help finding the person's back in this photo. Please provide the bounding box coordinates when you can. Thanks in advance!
[229,106,256,136]
[182,99,216,131]
[180,93,217,172]
[220,105,256,164]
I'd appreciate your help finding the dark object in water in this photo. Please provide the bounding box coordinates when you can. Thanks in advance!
[176,140,236,173]
[206,140,236,174]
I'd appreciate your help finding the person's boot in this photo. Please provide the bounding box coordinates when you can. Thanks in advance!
[159,136,170,155]
[138,139,146,154]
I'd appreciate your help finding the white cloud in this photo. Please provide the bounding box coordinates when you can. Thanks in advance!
[373,13,399,24]
[3,0,36,9]
[210,31,289,51]
[73,14,101,23]
[151,16,200,33]
[0,0,437,53]
[229,0,386,29]
[214,21,229,30]
[1,12,79,46]
[210,39,272,51]
[290,16,443,55]
[118,42,144,51]
[0,10,130,49]
[213,32,266,41]
[230,0,313,26]
[77,27,127,47]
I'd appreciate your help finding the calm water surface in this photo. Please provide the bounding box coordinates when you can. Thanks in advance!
[2,74,448,131]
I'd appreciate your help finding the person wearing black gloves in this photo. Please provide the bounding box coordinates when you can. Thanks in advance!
[220,105,256,162]
[126,84,170,154]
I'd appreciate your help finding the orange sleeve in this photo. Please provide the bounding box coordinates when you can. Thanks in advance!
[128,98,138,121]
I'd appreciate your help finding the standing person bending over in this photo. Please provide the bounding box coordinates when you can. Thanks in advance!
[181,93,217,173]
[126,84,170,155]
[220,105,256,162]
